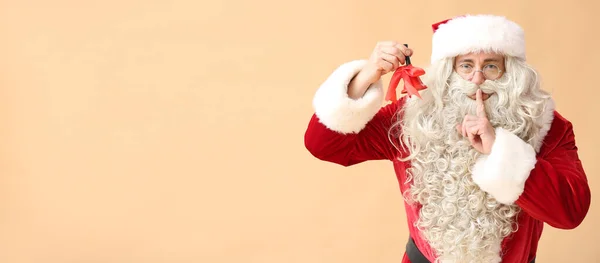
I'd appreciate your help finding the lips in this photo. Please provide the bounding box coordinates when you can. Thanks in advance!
[468,92,493,101]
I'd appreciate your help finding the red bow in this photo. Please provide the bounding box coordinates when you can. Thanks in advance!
[386,64,427,102]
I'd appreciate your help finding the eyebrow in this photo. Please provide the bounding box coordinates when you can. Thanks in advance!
[457,58,503,63]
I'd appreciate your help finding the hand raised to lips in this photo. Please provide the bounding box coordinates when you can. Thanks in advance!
[456,89,496,154]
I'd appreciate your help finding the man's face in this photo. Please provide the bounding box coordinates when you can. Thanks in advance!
[453,52,505,101]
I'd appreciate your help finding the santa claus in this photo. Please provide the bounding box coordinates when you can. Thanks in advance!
[304,14,591,263]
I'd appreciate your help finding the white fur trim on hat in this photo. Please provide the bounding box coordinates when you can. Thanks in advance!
[430,14,526,64]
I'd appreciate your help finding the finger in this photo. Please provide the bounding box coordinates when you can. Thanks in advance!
[463,120,478,128]
[376,59,394,73]
[468,125,485,136]
[377,41,398,47]
[461,117,474,137]
[467,131,476,144]
[463,115,478,122]
[380,46,405,65]
[476,89,487,118]
[465,123,478,141]
[467,125,477,135]
[378,51,400,70]
[456,124,462,136]
[394,44,413,57]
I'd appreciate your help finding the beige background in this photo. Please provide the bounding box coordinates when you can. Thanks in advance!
[1,0,598,262]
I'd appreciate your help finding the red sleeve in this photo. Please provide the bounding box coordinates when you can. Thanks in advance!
[304,99,405,167]
[515,115,591,229]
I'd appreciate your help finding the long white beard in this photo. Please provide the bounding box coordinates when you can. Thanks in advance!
[396,67,547,263]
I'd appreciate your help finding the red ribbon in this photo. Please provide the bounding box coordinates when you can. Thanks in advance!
[386,64,428,102]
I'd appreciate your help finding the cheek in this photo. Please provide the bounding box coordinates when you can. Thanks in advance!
[456,72,471,81]
[497,71,506,79]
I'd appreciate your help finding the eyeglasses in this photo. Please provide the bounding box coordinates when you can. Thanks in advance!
[456,64,503,80]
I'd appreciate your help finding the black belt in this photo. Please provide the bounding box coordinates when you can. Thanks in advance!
[406,237,536,263]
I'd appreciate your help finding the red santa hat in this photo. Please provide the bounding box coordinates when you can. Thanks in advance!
[430,14,526,64]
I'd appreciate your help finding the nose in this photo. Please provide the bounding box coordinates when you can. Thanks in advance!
[470,71,485,85]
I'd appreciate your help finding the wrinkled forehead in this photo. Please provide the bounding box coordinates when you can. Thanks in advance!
[454,52,505,64]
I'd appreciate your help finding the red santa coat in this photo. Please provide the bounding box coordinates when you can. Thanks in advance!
[304,60,591,263]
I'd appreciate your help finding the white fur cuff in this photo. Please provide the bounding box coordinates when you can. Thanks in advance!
[312,60,384,134]
[472,127,537,204]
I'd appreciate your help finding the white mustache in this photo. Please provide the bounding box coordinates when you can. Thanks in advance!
[448,73,499,95]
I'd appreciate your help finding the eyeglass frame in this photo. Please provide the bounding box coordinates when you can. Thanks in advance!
[455,63,504,80]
